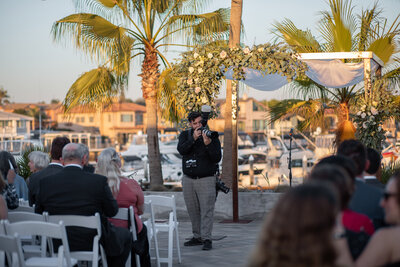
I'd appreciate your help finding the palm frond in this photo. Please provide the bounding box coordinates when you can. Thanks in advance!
[52,13,134,70]
[63,67,121,113]
[163,8,230,45]
[271,19,321,52]
[318,0,356,52]
[157,68,186,123]
[357,3,382,51]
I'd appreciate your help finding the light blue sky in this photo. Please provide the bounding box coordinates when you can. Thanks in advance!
[0,0,399,103]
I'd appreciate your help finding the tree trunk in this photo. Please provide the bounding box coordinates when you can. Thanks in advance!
[139,46,163,188]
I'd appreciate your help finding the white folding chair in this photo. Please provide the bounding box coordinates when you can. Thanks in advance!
[112,206,140,267]
[145,195,181,267]
[142,200,160,267]
[19,198,30,207]
[0,233,26,267]
[12,204,35,213]
[4,220,77,267]
[46,212,107,267]
[7,211,46,258]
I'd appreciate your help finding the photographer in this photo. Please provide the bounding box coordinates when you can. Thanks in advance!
[177,111,221,251]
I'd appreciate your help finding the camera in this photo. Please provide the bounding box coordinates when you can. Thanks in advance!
[185,159,197,168]
[216,177,230,194]
[200,105,219,139]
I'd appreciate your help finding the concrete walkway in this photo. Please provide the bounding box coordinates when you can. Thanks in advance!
[150,219,264,267]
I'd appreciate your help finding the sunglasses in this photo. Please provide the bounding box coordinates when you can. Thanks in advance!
[383,192,398,201]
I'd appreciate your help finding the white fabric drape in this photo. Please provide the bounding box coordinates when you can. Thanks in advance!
[223,59,378,91]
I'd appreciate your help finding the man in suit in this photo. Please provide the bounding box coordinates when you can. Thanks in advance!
[35,143,131,267]
[28,136,70,206]
[364,147,385,189]
[338,139,385,229]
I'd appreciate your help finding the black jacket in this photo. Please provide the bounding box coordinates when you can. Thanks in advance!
[28,164,64,206]
[35,165,118,251]
[177,129,222,178]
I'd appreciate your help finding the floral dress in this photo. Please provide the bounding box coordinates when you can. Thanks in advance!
[1,183,19,209]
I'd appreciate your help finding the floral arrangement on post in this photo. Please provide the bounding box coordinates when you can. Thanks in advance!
[167,43,307,117]
[354,79,395,151]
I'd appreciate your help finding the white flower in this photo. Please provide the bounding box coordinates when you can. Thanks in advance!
[378,126,382,131]
[193,52,199,59]
[370,115,375,121]
[202,97,208,103]
[257,47,264,52]
[198,68,203,74]
[220,50,227,59]
[189,67,194,73]
[361,105,366,111]
[243,47,251,54]
[372,101,378,107]
[371,107,378,115]
[357,111,361,116]
[195,87,201,94]
[187,79,193,85]
[361,113,366,119]
[194,78,199,83]
[363,122,368,129]
[195,60,204,66]
[207,53,213,59]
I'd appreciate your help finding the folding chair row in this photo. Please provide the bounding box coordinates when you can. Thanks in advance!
[0,220,77,267]
[2,212,108,267]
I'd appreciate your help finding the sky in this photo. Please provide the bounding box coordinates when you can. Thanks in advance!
[0,0,399,104]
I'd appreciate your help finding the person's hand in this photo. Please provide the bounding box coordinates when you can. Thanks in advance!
[193,127,202,140]
[7,169,16,184]
[203,132,211,146]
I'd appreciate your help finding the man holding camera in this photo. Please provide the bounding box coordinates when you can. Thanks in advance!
[177,111,222,251]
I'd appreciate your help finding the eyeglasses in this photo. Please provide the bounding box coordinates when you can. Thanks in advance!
[383,192,398,201]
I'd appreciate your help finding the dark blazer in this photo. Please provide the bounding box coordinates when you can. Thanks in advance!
[349,179,385,229]
[365,177,385,190]
[35,165,118,251]
[28,164,64,206]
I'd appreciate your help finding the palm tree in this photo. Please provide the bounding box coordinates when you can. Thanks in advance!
[270,0,400,141]
[52,0,230,187]
[0,87,9,105]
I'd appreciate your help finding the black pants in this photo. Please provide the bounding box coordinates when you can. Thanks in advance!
[132,224,151,267]
[106,226,132,267]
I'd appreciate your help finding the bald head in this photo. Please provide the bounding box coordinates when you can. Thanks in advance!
[61,143,86,166]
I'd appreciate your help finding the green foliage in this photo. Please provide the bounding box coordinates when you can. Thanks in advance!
[381,161,400,184]
[16,145,49,179]
[0,86,9,105]
[354,79,398,151]
[169,43,306,117]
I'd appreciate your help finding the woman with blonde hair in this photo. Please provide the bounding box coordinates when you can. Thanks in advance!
[249,182,350,267]
[96,147,150,267]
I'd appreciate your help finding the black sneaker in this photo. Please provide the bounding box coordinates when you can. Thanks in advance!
[202,239,212,250]
[184,237,203,246]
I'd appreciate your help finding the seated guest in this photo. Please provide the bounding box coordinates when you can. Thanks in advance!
[35,143,132,267]
[338,139,385,229]
[364,147,385,189]
[28,136,70,206]
[81,144,95,173]
[248,182,352,267]
[96,147,150,267]
[310,163,374,259]
[28,151,50,173]
[0,152,19,209]
[0,151,29,201]
[355,172,400,266]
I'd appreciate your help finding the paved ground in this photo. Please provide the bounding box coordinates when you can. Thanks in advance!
[150,219,264,267]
